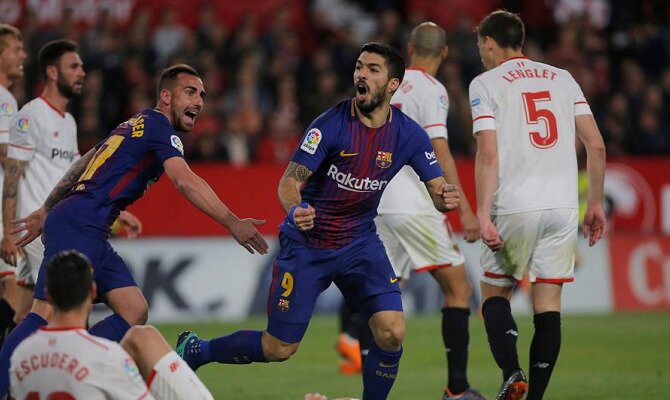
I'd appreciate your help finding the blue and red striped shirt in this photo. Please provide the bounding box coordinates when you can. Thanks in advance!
[281,99,442,249]
[55,109,184,238]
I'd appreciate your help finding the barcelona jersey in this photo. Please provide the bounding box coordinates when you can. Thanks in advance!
[280,99,442,249]
[54,108,184,238]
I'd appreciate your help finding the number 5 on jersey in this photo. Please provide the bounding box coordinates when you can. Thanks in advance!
[522,91,558,149]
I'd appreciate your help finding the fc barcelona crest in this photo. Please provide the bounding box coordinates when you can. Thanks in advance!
[376,151,393,168]
[278,298,290,312]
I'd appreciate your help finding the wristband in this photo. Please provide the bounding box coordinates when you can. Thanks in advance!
[289,202,309,223]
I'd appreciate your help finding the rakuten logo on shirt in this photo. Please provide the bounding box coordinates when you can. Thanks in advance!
[327,164,388,193]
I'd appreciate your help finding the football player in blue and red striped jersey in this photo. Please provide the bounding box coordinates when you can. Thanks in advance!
[0,64,268,396]
[177,43,461,400]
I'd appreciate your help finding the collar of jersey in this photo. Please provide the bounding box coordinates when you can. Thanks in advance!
[498,55,529,66]
[40,326,86,332]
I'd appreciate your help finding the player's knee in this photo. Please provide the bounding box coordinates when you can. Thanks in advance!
[374,321,405,350]
[120,325,160,356]
[447,280,473,305]
[262,337,300,362]
[123,325,160,347]
[125,300,149,325]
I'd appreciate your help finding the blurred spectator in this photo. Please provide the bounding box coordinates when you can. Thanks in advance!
[152,8,188,67]
[7,0,670,162]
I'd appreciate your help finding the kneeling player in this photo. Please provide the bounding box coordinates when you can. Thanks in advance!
[9,251,213,400]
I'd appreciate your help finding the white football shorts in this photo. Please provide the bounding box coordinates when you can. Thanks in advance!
[15,239,44,286]
[375,213,465,280]
[149,352,213,400]
[480,208,578,287]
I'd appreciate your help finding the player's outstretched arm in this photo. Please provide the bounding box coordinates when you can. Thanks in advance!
[475,130,503,251]
[432,137,480,242]
[1,157,27,265]
[11,148,97,248]
[576,114,608,246]
[278,161,316,231]
[163,157,268,254]
[424,177,460,212]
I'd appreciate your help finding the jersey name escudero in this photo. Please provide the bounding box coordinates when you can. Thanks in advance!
[281,99,442,249]
[469,57,592,215]
[10,327,152,400]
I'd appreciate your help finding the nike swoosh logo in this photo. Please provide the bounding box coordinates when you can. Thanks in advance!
[339,150,359,157]
[379,362,399,368]
[389,277,398,284]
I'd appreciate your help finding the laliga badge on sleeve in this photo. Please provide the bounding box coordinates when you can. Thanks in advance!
[300,128,322,154]
[170,134,184,155]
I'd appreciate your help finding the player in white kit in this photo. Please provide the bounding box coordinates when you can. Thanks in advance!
[10,250,213,400]
[470,10,607,400]
[0,24,27,344]
[0,40,140,325]
[376,22,484,400]
[1,39,84,326]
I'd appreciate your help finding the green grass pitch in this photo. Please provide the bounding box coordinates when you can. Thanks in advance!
[155,312,669,399]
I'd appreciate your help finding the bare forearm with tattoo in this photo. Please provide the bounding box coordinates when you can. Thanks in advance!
[2,158,27,235]
[43,148,96,211]
[278,161,313,213]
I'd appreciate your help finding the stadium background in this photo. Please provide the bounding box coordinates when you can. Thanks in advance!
[1,1,668,398]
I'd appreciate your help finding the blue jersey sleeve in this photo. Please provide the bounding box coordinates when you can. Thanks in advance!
[407,127,442,182]
[146,116,184,163]
[291,118,334,173]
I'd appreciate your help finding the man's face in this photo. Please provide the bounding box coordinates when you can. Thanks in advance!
[55,51,85,98]
[0,35,27,80]
[353,51,393,114]
[477,36,495,70]
[169,73,205,133]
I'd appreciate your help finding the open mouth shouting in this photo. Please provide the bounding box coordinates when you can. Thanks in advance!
[183,108,200,125]
[355,81,369,103]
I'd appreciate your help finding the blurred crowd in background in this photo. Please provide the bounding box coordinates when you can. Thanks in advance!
[6,0,670,164]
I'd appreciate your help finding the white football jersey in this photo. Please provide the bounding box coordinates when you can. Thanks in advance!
[377,68,449,215]
[469,57,592,215]
[10,327,155,400]
[0,85,18,249]
[8,97,79,218]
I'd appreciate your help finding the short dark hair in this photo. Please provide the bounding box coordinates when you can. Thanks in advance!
[359,42,405,82]
[46,250,94,312]
[476,10,525,50]
[38,39,79,80]
[0,24,22,53]
[157,64,200,98]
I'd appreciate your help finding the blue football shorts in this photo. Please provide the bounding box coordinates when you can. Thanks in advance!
[266,232,402,343]
[33,209,137,300]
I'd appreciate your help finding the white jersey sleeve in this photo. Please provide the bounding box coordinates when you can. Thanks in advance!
[469,77,496,133]
[7,111,38,161]
[0,85,18,145]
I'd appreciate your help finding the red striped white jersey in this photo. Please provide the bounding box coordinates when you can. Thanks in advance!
[378,68,449,215]
[7,97,79,219]
[10,327,153,400]
[469,57,592,215]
